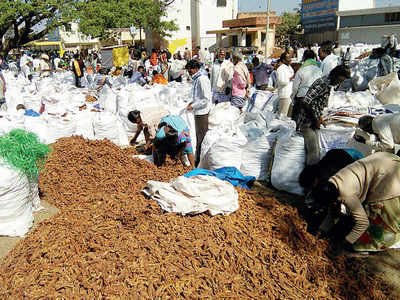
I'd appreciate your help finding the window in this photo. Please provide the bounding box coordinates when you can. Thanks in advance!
[385,12,400,23]
[217,0,227,7]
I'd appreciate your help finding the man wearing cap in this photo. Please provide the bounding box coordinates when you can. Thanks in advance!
[185,59,212,166]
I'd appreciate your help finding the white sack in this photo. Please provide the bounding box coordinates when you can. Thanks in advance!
[0,164,34,237]
[271,131,305,195]
[24,117,49,144]
[144,175,239,216]
[369,72,400,105]
[208,102,240,129]
[319,125,356,157]
[199,127,247,170]
[46,116,77,143]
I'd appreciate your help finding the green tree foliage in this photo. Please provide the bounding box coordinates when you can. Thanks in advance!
[276,12,302,39]
[0,0,79,55]
[78,0,178,40]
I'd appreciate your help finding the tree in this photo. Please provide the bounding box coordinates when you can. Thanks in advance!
[0,0,80,55]
[78,0,178,41]
[275,12,302,40]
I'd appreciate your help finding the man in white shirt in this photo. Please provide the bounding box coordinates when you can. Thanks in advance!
[358,113,400,153]
[39,54,52,77]
[319,41,340,77]
[185,60,212,166]
[210,49,234,104]
[276,52,294,118]
[291,49,322,100]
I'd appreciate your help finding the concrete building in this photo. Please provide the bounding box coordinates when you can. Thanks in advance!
[162,0,238,54]
[338,6,400,45]
[302,0,374,44]
[206,12,282,54]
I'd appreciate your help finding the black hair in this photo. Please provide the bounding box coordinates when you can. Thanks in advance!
[152,128,185,167]
[152,70,158,76]
[302,49,316,61]
[320,41,333,55]
[138,66,144,72]
[328,65,351,85]
[299,164,318,189]
[185,59,201,70]
[358,115,374,134]
[252,56,260,65]
[280,52,289,62]
[127,110,141,123]
[312,181,339,207]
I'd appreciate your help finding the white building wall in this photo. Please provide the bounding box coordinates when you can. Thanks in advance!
[165,0,238,54]
[338,0,374,12]
[198,0,238,50]
[165,0,194,54]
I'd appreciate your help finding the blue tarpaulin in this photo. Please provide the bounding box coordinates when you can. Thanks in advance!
[184,167,255,190]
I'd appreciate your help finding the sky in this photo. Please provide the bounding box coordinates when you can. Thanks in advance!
[238,0,395,15]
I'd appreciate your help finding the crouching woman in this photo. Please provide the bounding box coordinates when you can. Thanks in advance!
[153,115,195,169]
[313,152,400,254]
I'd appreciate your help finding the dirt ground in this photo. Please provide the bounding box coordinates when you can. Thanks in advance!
[0,200,59,259]
[1,184,400,297]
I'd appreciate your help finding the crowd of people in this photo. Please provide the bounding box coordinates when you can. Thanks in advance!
[2,37,400,257]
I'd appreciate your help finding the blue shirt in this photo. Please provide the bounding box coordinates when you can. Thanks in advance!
[344,149,364,161]
[130,71,146,86]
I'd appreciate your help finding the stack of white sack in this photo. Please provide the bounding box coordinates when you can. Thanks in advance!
[0,161,42,237]
[0,70,195,146]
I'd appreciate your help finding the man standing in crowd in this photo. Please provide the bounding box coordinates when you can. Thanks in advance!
[0,69,6,111]
[210,49,234,104]
[276,52,294,118]
[251,56,274,90]
[231,51,251,112]
[292,65,351,165]
[72,54,85,88]
[185,60,212,166]
[319,41,340,77]
[291,50,322,103]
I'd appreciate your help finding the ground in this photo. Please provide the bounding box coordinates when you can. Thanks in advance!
[1,183,400,297]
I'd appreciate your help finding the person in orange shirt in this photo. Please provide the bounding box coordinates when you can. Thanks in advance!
[152,70,168,85]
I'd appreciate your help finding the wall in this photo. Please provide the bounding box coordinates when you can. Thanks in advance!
[163,0,193,53]
[338,0,374,12]
[339,25,400,45]
[198,0,238,50]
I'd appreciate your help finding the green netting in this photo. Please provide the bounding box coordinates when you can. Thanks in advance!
[0,129,51,180]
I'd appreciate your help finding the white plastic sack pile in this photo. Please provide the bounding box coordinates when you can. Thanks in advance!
[271,131,306,195]
[199,127,247,170]
[240,124,291,181]
[369,72,400,105]
[208,102,240,129]
[24,116,49,144]
[93,112,129,146]
[0,164,35,237]
[46,116,77,143]
[319,125,356,157]
[144,175,239,216]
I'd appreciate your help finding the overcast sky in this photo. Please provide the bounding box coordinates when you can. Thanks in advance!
[238,0,395,15]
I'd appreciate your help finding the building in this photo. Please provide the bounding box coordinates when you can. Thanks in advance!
[159,0,238,54]
[338,6,400,45]
[206,12,282,54]
[302,0,374,44]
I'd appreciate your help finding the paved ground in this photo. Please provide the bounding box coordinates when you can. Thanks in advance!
[0,200,59,259]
